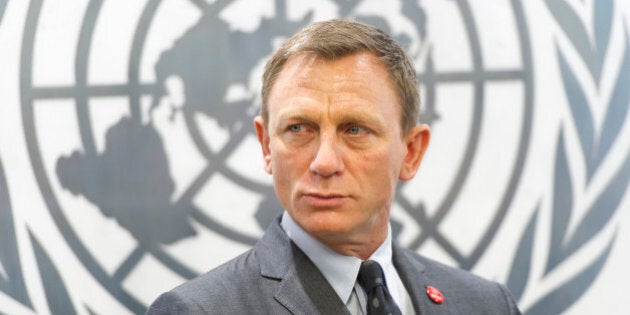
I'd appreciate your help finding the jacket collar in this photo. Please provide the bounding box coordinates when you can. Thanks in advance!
[393,244,456,314]
[255,216,350,314]
[256,216,452,314]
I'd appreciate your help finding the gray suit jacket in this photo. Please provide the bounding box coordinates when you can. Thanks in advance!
[147,216,521,314]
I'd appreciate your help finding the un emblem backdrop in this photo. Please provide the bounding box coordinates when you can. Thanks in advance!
[1,0,629,314]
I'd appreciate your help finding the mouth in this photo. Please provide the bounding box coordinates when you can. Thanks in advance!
[305,192,345,198]
[301,192,349,208]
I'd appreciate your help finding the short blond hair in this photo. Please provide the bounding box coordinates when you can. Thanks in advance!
[261,19,420,134]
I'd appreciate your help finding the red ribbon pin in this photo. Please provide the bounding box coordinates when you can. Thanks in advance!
[426,286,444,304]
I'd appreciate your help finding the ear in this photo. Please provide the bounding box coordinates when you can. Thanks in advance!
[254,115,273,174]
[399,124,431,181]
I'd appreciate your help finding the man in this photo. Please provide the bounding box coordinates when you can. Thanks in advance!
[147,19,521,314]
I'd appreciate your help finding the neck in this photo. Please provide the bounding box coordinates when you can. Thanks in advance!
[315,226,389,260]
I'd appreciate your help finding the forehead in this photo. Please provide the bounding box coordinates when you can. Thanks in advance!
[267,52,400,118]
[278,51,392,87]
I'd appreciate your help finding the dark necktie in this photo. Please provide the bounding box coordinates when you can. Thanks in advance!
[357,260,402,315]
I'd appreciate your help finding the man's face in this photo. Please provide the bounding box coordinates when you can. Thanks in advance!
[254,52,430,253]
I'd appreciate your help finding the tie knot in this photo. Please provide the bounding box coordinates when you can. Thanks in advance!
[358,260,387,291]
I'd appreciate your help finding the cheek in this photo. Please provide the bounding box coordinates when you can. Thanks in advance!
[355,150,401,190]
[270,148,304,189]
[271,152,290,181]
[360,149,399,173]
[270,156,292,208]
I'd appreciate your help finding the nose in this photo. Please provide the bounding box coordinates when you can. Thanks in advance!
[309,133,345,177]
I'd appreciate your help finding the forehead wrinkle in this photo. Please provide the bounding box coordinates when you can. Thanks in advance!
[279,91,390,132]
[269,52,400,132]
[335,103,389,130]
[274,97,388,134]
[276,103,321,123]
[290,53,377,94]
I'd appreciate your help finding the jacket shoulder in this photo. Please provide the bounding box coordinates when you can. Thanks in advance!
[396,247,521,314]
[146,248,276,314]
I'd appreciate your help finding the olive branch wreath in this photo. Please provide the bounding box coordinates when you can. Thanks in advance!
[0,157,80,313]
[506,0,630,314]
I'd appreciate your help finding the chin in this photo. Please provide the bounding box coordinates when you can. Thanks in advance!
[302,215,356,236]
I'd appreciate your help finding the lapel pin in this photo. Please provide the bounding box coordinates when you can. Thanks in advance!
[426,286,444,304]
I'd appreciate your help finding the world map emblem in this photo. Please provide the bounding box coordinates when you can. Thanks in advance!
[13,0,573,313]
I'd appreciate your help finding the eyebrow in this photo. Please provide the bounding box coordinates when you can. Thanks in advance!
[275,107,319,122]
[274,106,389,133]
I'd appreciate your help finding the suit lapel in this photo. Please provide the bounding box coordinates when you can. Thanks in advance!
[393,244,457,314]
[274,243,350,314]
[256,217,349,315]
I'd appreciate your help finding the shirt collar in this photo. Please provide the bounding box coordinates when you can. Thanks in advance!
[280,211,394,304]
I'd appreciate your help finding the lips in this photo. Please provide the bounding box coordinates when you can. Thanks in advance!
[305,193,345,198]
[302,192,348,208]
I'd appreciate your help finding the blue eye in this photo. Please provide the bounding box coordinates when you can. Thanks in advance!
[289,124,303,132]
[348,125,361,135]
